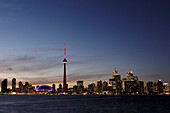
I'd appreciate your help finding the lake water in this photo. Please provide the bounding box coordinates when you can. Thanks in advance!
[0,95,169,113]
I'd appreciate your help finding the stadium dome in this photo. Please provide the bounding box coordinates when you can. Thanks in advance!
[35,85,53,92]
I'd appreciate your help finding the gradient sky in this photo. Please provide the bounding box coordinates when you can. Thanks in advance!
[0,0,170,88]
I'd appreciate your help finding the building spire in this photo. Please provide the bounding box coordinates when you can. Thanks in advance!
[64,44,66,59]
[114,66,116,71]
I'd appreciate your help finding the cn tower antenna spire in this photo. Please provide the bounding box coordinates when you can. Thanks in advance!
[64,44,66,59]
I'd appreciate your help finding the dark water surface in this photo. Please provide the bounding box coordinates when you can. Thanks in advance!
[0,95,170,113]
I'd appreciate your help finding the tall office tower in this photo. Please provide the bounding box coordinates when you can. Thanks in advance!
[57,84,62,93]
[153,82,158,94]
[24,82,29,93]
[147,81,153,95]
[163,82,170,94]
[88,83,96,93]
[1,79,7,93]
[138,81,144,95]
[157,79,163,94]
[113,67,118,76]
[113,67,121,81]
[52,84,56,92]
[77,81,84,94]
[126,71,137,81]
[12,78,16,92]
[102,81,108,91]
[63,45,67,92]
[19,81,23,93]
[97,80,102,93]
[77,81,83,87]
[111,68,122,94]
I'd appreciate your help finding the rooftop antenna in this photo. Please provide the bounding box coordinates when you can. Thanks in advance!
[64,44,66,59]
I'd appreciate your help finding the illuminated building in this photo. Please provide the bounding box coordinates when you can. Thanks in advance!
[153,82,158,94]
[147,82,153,95]
[97,80,102,93]
[1,79,7,93]
[88,83,95,93]
[77,81,83,87]
[52,84,56,93]
[122,71,139,95]
[113,67,118,76]
[73,85,78,93]
[113,67,121,81]
[63,45,67,92]
[157,80,163,94]
[126,71,138,81]
[35,85,52,92]
[23,82,34,93]
[57,84,62,93]
[124,81,136,95]
[109,79,116,90]
[102,81,108,91]
[12,78,16,92]
[109,68,122,94]
[138,81,144,95]
[19,81,23,93]
[163,82,170,94]
[77,81,84,94]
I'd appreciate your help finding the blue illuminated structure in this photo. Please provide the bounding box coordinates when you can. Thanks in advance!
[35,85,53,92]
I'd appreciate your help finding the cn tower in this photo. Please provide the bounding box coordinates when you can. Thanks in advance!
[63,44,67,92]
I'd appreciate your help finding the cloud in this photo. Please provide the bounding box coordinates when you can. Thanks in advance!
[10,47,63,53]
[15,55,37,61]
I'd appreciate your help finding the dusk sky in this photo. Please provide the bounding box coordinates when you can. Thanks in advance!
[0,0,170,88]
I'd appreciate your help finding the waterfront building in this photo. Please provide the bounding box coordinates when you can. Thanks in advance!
[1,79,7,93]
[102,81,108,91]
[147,82,153,95]
[163,82,170,94]
[12,78,16,92]
[57,84,62,93]
[73,85,78,93]
[35,85,52,94]
[77,81,84,94]
[122,71,138,95]
[138,81,144,94]
[157,80,163,94]
[88,83,95,93]
[52,84,56,93]
[110,68,122,94]
[97,80,102,93]
[19,81,23,93]
[153,82,158,94]
[77,81,83,87]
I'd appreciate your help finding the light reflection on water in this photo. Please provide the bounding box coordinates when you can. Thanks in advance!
[0,95,169,113]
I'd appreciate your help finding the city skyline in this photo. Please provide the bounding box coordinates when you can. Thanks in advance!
[0,0,170,88]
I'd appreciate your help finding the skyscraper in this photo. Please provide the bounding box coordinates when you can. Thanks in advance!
[19,81,23,93]
[52,84,56,93]
[77,81,83,87]
[63,45,67,92]
[157,80,163,94]
[77,81,84,94]
[147,81,153,95]
[1,79,7,93]
[97,80,102,93]
[12,78,16,92]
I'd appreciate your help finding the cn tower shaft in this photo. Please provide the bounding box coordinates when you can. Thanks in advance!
[63,60,67,92]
